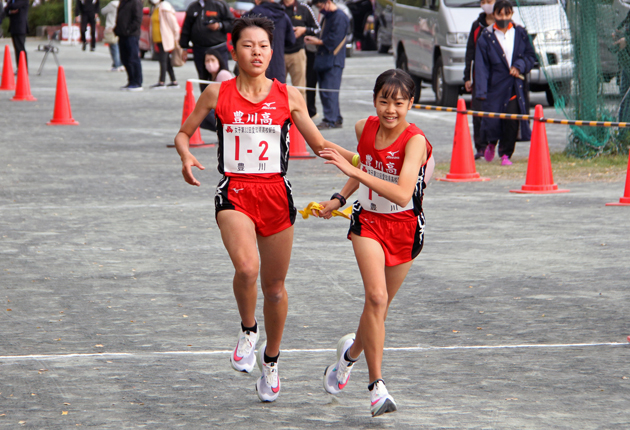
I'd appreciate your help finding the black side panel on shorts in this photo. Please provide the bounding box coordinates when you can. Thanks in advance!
[348,200,363,237]
[412,163,427,217]
[283,177,297,225]
[216,116,225,175]
[281,118,292,175]
[214,176,235,214]
[411,211,426,260]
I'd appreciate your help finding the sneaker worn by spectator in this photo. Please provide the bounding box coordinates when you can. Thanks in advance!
[501,154,513,166]
[484,142,496,162]
[150,83,167,90]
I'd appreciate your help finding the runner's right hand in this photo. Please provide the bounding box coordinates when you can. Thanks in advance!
[181,155,205,186]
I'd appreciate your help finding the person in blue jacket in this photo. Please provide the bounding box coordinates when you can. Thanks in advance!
[245,0,295,83]
[474,0,537,166]
[305,0,349,129]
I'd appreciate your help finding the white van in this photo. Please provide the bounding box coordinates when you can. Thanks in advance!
[392,0,572,106]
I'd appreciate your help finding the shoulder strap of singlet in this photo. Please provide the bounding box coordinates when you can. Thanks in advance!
[357,116,380,150]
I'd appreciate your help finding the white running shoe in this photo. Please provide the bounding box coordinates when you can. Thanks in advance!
[323,333,356,395]
[255,341,280,402]
[370,380,397,417]
[229,325,258,373]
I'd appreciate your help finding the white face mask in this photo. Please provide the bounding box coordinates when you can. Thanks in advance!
[150,0,160,5]
[481,3,494,14]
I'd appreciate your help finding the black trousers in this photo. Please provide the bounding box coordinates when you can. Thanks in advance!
[12,34,27,67]
[498,97,519,158]
[119,35,143,87]
[472,95,489,153]
[80,13,96,49]
[156,43,176,84]
[305,50,317,117]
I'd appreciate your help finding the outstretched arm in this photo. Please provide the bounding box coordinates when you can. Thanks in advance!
[173,83,221,186]
[288,86,355,163]
[320,134,428,207]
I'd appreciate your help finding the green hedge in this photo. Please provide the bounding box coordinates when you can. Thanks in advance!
[28,0,66,36]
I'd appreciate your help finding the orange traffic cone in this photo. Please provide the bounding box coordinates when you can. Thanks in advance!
[605,151,630,206]
[289,123,315,159]
[169,81,214,148]
[438,98,489,182]
[0,45,15,91]
[47,66,79,126]
[11,51,36,101]
[510,104,569,194]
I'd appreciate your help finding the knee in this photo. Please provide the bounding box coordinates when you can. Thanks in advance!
[262,281,286,304]
[365,290,388,312]
[234,262,258,286]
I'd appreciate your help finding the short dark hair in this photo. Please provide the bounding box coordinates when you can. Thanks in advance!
[493,0,513,15]
[232,17,275,48]
[311,0,327,5]
[373,69,416,102]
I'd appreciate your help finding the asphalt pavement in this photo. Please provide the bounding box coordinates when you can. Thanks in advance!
[1,38,629,429]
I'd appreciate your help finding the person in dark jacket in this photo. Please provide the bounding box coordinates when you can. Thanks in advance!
[282,0,319,99]
[464,0,495,159]
[180,0,234,91]
[474,0,536,165]
[75,0,100,51]
[305,0,348,129]
[114,0,144,90]
[244,0,295,83]
[3,0,29,67]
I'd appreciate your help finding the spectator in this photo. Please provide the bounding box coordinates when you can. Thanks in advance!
[149,0,181,89]
[305,35,318,117]
[474,0,536,165]
[76,0,100,51]
[305,0,348,129]
[282,0,319,98]
[3,0,29,67]
[114,0,144,91]
[180,0,234,92]
[245,0,295,83]
[464,0,495,159]
[199,48,234,131]
[101,0,124,71]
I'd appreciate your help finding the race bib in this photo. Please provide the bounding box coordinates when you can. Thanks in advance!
[357,167,414,214]
[222,124,282,174]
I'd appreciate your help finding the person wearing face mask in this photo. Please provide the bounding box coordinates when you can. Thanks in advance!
[149,0,181,89]
[474,0,536,166]
[464,0,496,160]
[199,48,234,131]
[304,0,349,129]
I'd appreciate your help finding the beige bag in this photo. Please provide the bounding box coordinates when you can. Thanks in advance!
[103,28,118,45]
[171,45,186,67]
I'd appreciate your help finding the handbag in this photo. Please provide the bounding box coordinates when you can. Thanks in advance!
[313,19,346,73]
[171,45,186,67]
[103,28,118,45]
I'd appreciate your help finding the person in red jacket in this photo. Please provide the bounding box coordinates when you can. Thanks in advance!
[174,16,355,403]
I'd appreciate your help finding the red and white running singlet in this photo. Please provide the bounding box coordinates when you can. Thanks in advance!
[215,78,292,178]
[356,116,433,218]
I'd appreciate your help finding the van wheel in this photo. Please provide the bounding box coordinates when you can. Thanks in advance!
[396,50,422,102]
[434,56,458,107]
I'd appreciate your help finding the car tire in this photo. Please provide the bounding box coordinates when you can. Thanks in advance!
[396,49,422,102]
[434,56,458,107]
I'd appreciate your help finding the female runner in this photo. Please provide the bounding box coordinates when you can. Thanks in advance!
[314,69,432,416]
[173,17,355,403]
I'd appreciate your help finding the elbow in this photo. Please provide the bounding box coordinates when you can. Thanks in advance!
[393,193,413,208]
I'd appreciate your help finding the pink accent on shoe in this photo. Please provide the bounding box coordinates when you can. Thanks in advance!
[501,155,513,166]
[233,348,243,362]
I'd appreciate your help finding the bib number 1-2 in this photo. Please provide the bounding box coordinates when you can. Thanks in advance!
[223,124,282,174]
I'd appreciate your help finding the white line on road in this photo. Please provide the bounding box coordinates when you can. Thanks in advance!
[0,342,625,362]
